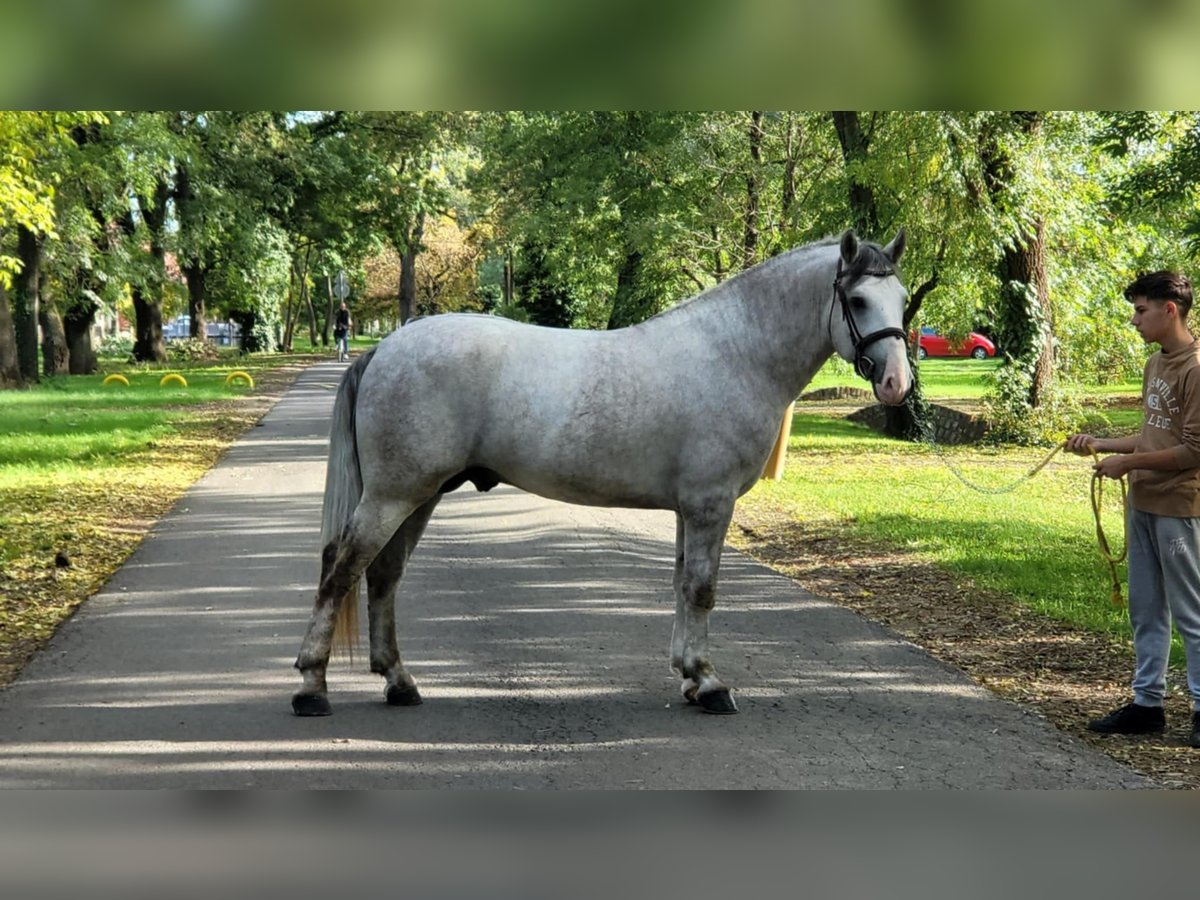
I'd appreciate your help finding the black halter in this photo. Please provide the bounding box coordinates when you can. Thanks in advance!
[830,257,908,382]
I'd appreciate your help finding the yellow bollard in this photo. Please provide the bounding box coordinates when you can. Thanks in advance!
[224,370,254,389]
[102,374,130,387]
[159,373,188,388]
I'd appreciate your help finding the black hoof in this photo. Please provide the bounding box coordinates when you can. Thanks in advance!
[292,693,333,716]
[385,683,423,707]
[697,688,738,715]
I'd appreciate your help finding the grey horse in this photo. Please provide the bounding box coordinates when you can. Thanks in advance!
[293,228,912,716]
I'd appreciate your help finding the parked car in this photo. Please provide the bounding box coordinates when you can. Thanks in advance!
[911,326,995,360]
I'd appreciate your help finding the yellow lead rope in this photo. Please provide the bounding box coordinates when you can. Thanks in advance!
[927,437,1127,606]
[1088,446,1129,607]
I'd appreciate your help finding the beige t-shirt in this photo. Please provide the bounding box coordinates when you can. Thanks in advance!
[1131,339,1200,516]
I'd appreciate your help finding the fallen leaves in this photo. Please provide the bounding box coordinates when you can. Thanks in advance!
[0,363,309,690]
[730,505,1200,789]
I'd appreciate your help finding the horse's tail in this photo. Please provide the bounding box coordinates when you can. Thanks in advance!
[324,348,376,657]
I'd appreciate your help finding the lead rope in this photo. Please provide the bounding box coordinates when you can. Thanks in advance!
[1088,447,1129,607]
[921,427,1127,606]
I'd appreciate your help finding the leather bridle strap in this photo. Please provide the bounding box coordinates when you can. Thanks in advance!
[831,257,907,381]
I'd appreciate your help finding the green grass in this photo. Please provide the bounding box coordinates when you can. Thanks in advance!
[807,356,1003,399]
[739,411,1182,661]
[0,370,259,473]
[806,356,1143,404]
[286,333,380,354]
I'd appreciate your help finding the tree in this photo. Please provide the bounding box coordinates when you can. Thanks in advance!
[979,112,1053,409]
[324,112,458,327]
[830,111,930,440]
[0,112,86,385]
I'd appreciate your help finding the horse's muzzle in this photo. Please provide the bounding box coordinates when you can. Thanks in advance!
[869,357,913,406]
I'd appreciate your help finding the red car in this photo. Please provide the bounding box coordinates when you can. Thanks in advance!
[912,326,996,360]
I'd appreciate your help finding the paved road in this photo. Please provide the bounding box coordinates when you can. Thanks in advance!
[0,362,1153,787]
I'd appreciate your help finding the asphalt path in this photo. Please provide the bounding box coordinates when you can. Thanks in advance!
[0,361,1153,787]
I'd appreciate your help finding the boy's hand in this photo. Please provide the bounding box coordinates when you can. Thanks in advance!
[1093,453,1132,479]
[1066,433,1098,455]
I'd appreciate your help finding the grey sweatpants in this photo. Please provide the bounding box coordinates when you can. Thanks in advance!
[1127,506,1200,710]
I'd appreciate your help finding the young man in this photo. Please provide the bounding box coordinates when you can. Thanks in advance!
[1067,271,1200,748]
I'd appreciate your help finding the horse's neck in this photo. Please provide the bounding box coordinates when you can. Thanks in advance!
[675,249,836,406]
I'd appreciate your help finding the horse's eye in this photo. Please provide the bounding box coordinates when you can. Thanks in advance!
[850,296,867,310]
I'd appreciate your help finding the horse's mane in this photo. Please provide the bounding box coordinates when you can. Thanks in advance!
[641,234,896,327]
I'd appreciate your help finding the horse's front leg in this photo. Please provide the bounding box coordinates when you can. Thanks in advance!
[674,498,737,714]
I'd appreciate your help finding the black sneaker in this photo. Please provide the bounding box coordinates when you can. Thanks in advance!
[1087,702,1166,735]
[1190,712,1200,748]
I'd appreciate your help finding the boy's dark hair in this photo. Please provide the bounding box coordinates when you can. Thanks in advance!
[1124,270,1193,315]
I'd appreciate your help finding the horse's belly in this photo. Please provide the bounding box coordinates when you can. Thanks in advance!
[501,464,672,511]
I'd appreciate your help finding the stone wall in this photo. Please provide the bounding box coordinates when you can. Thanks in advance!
[845,402,988,445]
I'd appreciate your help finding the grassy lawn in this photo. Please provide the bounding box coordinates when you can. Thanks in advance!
[807,356,1004,399]
[740,415,1133,632]
[0,352,323,685]
[807,355,1143,404]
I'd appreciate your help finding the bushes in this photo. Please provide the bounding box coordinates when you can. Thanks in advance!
[166,338,221,362]
[96,334,134,360]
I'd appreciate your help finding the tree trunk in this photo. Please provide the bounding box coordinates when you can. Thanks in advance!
[503,248,514,305]
[0,280,23,387]
[831,111,880,238]
[607,248,653,329]
[781,113,799,224]
[64,303,98,374]
[231,308,262,353]
[38,293,70,376]
[282,261,297,351]
[185,262,208,345]
[323,274,335,345]
[13,225,43,382]
[304,277,318,346]
[1000,219,1052,406]
[711,225,725,282]
[981,112,1052,408]
[176,159,208,343]
[743,111,763,270]
[132,287,165,362]
[132,183,169,363]
[399,210,425,326]
[832,111,925,440]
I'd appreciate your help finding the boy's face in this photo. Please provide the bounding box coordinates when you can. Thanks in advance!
[1130,296,1175,344]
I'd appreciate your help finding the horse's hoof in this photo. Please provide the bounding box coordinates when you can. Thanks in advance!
[292,693,333,716]
[697,688,738,715]
[385,683,423,707]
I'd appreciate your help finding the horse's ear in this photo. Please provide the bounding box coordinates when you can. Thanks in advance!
[839,229,859,265]
[883,227,907,264]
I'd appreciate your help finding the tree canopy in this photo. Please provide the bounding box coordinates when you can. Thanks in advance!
[3,110,1197,437]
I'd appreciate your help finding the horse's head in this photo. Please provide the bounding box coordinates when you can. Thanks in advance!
[829,228,913,406]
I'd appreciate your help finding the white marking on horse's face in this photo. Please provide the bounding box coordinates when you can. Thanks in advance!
[832,273,912,406]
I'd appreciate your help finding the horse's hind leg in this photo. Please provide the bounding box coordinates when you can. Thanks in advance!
[673,498,737,714]
[670,513,687,673]
[293,496,421,716]
[366,495,441,707]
